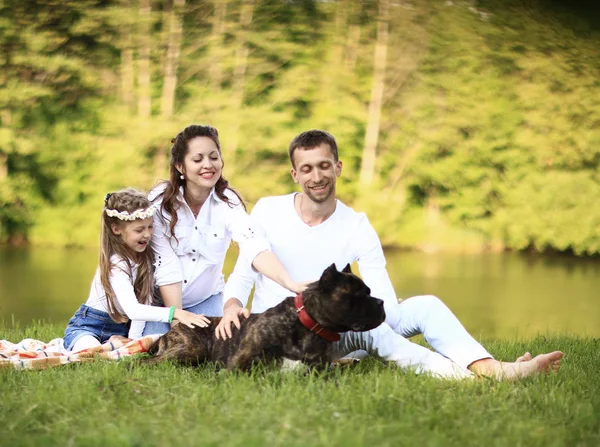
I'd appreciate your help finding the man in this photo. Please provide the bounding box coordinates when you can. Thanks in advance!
[216,130,562,379]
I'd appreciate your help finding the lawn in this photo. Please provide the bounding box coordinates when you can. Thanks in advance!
[1,323,599,447]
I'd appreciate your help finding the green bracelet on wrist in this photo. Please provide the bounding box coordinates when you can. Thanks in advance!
[168,306,176,323]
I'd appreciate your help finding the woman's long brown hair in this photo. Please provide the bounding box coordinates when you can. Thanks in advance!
[154,124,245,240]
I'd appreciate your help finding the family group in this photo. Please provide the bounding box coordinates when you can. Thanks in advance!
[64,125,562,379]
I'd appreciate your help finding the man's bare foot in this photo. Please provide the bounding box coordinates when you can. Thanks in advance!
[516,352,532,362]
[469,351,563,380]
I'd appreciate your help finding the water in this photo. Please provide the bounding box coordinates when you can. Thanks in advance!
[1,246,598,338]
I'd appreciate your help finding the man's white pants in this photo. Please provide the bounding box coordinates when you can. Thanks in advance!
[333,295,492,379]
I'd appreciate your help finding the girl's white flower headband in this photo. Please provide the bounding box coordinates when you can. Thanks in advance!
[105,206,156,221]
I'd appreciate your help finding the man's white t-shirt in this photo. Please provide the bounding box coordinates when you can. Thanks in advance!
[224,193,401,328]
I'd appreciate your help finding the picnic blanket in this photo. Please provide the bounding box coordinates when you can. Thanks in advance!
[0,334,161,370]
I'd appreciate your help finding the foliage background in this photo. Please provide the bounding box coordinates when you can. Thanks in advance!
[0,0,598,255]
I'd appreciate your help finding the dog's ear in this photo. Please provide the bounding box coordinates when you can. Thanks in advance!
[319,263,339,291]
[342,264,352,274]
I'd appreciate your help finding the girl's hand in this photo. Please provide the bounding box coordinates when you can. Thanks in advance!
[173,309,211,328]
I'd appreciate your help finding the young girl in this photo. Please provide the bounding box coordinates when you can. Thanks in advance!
[64,188,210,353]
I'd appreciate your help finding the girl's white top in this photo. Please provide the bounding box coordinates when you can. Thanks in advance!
[149,184,269,308]
[85,254,171,324]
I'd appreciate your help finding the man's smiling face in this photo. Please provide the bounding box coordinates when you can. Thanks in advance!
[291,143,342,204]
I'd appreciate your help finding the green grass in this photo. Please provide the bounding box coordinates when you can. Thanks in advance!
[1,323,599,447]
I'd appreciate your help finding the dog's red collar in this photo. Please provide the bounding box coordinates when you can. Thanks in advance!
[294,293,340,342]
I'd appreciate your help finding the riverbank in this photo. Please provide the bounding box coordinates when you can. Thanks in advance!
[3,247,600,339]
[1,323,598,447]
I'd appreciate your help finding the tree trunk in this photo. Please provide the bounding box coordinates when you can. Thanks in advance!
[332,0,347,67]
[208,0,228,90]
[345,25,361,71]
[314,0,347,122]
[160,0,185,118]
[359,0,389,187]
[0,110,11,180]
[121,42,135,113]
[228,0,254,163]
[0,152,6,180]
[344,0,362,71]
[137,0,152,118]
[119,1,135,113]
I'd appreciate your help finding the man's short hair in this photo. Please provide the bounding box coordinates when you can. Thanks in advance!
[288,130,339,168]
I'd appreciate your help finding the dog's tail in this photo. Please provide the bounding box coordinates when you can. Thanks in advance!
[138,338,165,366]
[146,338,161,356]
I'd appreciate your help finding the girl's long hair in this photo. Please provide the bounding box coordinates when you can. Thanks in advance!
[155,124,245,240]
[100,188,155,323]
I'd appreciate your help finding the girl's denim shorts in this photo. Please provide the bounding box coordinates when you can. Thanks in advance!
[63,304,129,351]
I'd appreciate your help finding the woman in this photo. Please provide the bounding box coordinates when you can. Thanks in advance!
[141,124,305,336]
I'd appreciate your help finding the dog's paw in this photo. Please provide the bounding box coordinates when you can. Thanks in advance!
[280,358,309,373]
[329,358,361,369]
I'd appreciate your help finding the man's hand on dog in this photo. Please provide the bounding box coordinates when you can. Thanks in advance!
[216,301,250,340]
[286,280,312,294]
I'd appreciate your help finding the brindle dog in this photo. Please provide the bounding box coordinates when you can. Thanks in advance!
[145,263,386,371]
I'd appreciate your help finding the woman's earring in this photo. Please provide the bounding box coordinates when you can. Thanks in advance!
[180,174,184,180]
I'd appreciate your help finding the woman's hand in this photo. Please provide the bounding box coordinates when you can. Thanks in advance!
[173,309,211,328]
[215,302,250,340]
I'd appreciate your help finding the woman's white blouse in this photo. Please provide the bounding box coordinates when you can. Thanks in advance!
[149,185,269,308]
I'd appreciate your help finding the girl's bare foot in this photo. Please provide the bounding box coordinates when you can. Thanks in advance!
[107,335,131,345]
